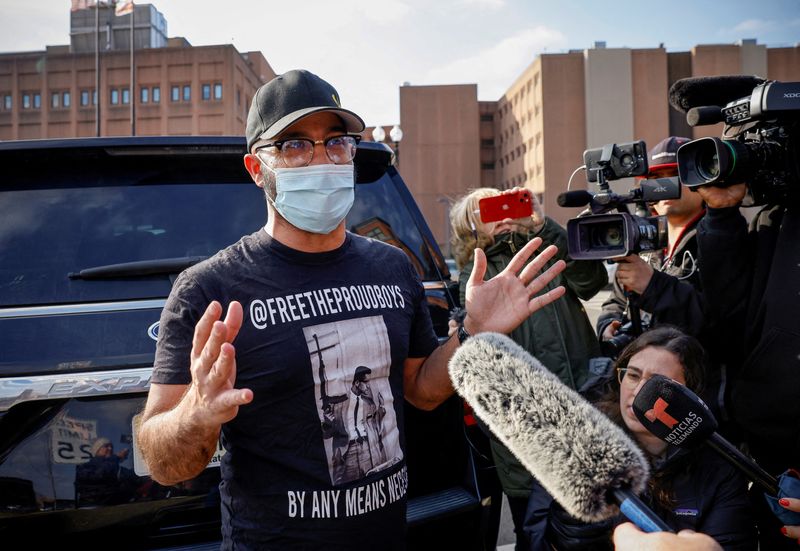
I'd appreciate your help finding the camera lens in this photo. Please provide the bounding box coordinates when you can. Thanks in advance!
[696,150,720,181]
[588,221,624,249]
[619,153,635,170]
[603,227,623,247]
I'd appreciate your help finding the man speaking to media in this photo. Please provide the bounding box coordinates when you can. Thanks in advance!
[136,69,568,550]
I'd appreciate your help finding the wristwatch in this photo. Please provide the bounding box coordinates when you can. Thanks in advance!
[456,322,471,345]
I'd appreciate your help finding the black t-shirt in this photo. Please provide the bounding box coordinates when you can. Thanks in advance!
[152,229,439,549]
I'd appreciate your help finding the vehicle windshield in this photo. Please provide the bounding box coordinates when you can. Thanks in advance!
[0,172,442,307]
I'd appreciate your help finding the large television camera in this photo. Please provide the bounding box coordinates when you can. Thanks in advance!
[670,76,800,205]
[559,141,681,260]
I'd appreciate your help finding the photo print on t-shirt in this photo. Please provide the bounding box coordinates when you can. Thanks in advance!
[304,316,402,486]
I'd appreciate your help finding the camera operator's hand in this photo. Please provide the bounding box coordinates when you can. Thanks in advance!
[696,183,746,209]
[601,319,622,341]
[614,254,654,295]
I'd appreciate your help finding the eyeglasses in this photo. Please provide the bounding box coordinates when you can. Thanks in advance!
[616,367,647,388]
[255,134,361,168]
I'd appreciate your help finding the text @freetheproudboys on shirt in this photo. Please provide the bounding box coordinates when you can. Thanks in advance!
[249,284,407,330]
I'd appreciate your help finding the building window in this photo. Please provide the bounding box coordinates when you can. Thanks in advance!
[122,88,130,104]
[480,139,494,147]
[480,114,493,122]
[92,90,97,105]
[110,89,119,105]
[182,85,191,102]
[33,93,41,109]
[51,92,60,109]
[214,83,222,100]
[202,83,211,101]
[171,85,179,102]
[3,94,11,110]
[80,90,90,106]
[152,86,160,103]
[236,88,241,106]
[63,91,70,108]
[140,87,149,103]
[481,163,495,170]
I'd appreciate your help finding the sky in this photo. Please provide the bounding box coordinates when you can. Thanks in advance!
[1,0,798,127]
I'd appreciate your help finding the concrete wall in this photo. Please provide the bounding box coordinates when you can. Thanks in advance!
[398,84,481,253]
[631,48,670,153]
[540,53,586,226]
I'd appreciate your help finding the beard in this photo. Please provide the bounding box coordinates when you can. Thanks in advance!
[260,164,278,204]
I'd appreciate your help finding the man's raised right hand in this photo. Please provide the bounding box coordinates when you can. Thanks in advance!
[187,301,253,426]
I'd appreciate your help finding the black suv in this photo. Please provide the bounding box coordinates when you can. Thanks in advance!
[0,137,500,548]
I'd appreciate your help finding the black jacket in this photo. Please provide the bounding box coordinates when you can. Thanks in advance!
[525,446,757,551]
[597,210,705,338]
[697,205,800,475]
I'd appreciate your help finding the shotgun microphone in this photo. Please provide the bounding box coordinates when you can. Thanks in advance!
[632,375,779,496]
[557,190,594,208]
[686,106,725,127]
[449,332,671,532]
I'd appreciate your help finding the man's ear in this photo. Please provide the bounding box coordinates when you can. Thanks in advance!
[243,154,265,188]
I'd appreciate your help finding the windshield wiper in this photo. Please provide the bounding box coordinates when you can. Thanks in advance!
[68,256,208,280]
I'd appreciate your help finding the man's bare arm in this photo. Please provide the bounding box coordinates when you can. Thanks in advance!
[137,383,222,485]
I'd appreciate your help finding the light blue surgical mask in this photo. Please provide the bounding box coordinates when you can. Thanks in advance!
[265,164,355,234]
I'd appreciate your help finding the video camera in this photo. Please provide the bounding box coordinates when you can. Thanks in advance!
[558,140,681,260]
[670,76,800,205]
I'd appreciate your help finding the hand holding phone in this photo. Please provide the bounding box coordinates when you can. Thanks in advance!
[479,190,534,223]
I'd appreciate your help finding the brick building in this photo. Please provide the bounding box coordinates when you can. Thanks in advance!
[0,3,274,140]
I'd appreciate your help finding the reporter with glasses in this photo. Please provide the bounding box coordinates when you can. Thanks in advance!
[526,327,756,551]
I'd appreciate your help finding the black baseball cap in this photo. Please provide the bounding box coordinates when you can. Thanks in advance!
[648,136,690,174]
[246,69,365,152]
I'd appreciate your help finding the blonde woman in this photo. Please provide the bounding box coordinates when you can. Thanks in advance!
[449,187,608,550]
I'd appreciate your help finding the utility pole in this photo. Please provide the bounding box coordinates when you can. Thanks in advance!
[129,4,135,135]
[94,2,101,137]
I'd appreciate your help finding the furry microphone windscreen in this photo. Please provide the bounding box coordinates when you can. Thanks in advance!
[448,332,649,523]
[668,75,765,113]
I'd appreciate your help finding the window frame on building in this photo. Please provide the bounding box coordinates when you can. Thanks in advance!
[110,88,120,105]
[202,83,211,101]
[152,86,161,104]
[122,88,130,105]
[214,83,222,100]
[140,86,149,104]
[80,90,90,107]
[2,94,11,111]
[182,84,191,102]
[171,85,180,102]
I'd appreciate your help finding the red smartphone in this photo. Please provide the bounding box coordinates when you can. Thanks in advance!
[478,190,533,223]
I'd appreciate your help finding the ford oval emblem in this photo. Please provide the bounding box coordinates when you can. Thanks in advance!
[147,321,160,341]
